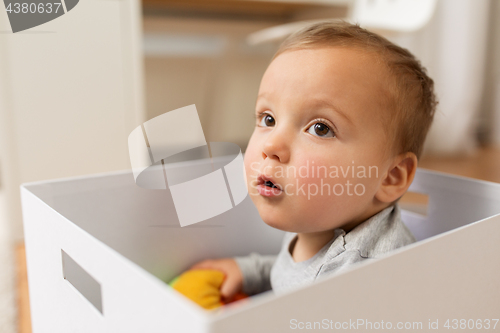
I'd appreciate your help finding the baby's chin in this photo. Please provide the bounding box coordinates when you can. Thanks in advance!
[262,219,291,232]
[259,213,307,233]
[257,211,288,231]
[260,211,338,234]
[262,220,324,234]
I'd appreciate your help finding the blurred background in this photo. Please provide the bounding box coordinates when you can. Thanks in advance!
[0,0,499,331]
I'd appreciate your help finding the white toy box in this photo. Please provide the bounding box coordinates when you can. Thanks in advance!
[21,159,500,333]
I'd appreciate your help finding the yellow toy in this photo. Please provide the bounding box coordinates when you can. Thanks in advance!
[169,269,248,310]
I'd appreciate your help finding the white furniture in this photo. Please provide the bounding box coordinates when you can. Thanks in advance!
[21,160,500,332]
[247,0,437,44]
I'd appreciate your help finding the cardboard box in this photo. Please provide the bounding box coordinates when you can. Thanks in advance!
[21,160,500,333]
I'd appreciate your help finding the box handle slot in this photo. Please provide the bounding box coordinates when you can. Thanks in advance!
[61,250,103,314]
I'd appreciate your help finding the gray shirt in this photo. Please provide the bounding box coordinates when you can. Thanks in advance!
[234,204,415,296]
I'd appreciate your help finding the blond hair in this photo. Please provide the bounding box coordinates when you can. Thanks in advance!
[273,21,437,159]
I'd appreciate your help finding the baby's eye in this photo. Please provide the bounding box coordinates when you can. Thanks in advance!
[259,114,275,127]
[307,122,335,138]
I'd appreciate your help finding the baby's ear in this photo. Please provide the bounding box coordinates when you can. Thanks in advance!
[375,152,418,204]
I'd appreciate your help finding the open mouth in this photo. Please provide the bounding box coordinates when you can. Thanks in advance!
[256,174,282,192]
[256,175,283,196]
[264,180,279,189]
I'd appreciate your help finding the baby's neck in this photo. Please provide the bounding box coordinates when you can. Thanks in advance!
[290,205,389,262]
[290,230,338,263]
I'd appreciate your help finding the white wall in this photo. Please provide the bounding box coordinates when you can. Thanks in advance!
[0,0,145,242]
[485,0,500,146]
[386,0,491,155]
[0,0,145,330]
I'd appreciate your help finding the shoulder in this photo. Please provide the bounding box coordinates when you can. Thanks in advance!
[343,204,416,258]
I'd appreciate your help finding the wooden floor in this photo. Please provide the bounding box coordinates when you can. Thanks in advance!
[14,146,500,333]
[15,243,31,333]
[419,146,500,183]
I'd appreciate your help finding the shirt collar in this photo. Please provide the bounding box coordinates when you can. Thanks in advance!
[342,204,399,258]
[284,204,400,274]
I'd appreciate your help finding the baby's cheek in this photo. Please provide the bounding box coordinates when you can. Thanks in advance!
[243,149,261,194]
[291,161,335,198]
[243,143,261,171]
[292,161,378,200]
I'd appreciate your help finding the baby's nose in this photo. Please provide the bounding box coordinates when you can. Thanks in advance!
[262,131,290,163]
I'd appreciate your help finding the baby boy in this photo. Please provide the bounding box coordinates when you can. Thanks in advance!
[191,21,437,301]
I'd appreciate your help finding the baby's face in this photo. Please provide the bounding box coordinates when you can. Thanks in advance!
[244,47,396,233]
